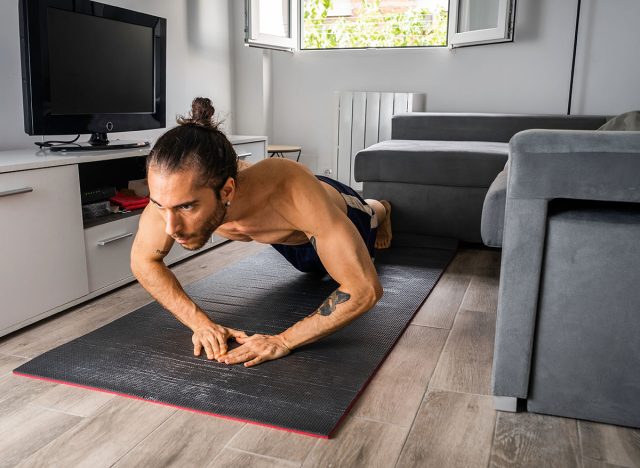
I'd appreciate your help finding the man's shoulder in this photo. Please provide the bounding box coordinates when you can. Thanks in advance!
[252,158,315,187]
[257,157,309,173]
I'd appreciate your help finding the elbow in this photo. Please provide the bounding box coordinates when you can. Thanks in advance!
[130,257,142,280]
[130,251,151,281]
[362,281,383,311]
[374,281,383,302]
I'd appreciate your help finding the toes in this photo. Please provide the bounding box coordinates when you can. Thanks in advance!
[374,235,392,249]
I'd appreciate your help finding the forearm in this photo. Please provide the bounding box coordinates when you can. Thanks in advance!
[278,287,378,350]
[132,260,211,331]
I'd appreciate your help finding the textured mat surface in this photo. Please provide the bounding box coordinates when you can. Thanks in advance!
[15,245,454,437]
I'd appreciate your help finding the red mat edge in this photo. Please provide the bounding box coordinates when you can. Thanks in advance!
[11,370,329,439]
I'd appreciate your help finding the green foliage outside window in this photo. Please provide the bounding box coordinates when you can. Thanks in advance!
[303,0,448,49]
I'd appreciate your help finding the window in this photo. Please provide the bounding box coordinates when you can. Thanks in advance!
[448,0,515,47]
[303,0,449,50]
[245,0,515,51]
[245,0,298,51]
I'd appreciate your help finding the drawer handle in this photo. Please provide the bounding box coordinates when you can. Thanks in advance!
[0,186,33,198]
[97,232,134,246]
[236,152,252,159]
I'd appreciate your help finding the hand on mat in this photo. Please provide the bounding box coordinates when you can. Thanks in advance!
[220,334,290,367]
[192,324,247,360]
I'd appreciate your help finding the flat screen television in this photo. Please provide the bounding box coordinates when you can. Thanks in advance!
[19,0,166,152]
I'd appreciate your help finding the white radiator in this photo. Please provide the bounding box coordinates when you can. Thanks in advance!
[333,91,426,190]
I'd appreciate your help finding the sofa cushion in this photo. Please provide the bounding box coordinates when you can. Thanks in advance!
[481,168,507,247]
[597,110,640,131]
[392,113,608,142]
[355,139,508,187]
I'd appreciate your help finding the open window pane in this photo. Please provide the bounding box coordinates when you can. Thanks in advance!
[448,0,515,47]
[245,0,297,51]
[302,0,449,50]
[457,0,499,32]
[258,0,291,37]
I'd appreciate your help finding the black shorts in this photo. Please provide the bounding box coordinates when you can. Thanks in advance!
[271,175,377,273]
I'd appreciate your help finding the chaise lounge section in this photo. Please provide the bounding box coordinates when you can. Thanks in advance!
[354,112,606,244]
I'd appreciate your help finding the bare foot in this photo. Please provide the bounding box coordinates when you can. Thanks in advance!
[375,200,392,249]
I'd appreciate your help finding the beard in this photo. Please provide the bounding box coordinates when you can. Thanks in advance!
[175,201,227,251]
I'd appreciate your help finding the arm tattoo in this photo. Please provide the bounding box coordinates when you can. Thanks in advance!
[155,249,170,255]
[317,289,351,316]
[309,236,317,251]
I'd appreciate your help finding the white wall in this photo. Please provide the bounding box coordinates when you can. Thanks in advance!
[229,0,272,138]
[232,0,640,174]
[572,0,640,115]
[0,0,233,152]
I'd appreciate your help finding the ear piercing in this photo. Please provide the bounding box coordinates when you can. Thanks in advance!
[225,200,231,207]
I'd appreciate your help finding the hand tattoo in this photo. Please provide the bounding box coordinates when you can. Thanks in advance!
[317,289,351,316]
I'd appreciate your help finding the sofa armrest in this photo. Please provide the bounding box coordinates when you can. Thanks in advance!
[493,128,640,400]
[392,113,606,143]
[509,130,640,202]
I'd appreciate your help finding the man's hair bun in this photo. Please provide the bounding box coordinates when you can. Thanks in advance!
[177,97,219,129]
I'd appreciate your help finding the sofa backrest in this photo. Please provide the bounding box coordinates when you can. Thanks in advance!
[392,113,607,142]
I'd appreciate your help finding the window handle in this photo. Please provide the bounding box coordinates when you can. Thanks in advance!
[236,152,252,159]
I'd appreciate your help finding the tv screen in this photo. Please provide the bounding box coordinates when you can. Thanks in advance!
[47,8,154,115]
[19,0,166,145]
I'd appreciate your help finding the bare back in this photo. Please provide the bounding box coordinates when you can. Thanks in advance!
[214,158,348,245]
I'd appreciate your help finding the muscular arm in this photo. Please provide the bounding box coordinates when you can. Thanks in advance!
[278,239,381,350]
[130,204,212,331]
[277,170,383,350]
[222,169,382,367]
[131,204,245,359]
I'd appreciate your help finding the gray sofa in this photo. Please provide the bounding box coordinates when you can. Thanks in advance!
[494,128,640,428]
[355,112,640,428]
[354,113,605,244]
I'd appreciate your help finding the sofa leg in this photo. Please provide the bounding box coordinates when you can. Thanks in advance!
[494,396,519,412]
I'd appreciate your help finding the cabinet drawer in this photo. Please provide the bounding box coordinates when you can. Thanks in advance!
[0,165,88,333]
[84,215,141,292]
[233,141,266,165]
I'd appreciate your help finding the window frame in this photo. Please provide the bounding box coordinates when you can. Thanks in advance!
[244,0,516,52]
[244,0,298,52]
[447,0,516,48]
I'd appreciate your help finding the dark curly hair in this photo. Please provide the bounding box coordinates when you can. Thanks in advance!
[147,97,238,199]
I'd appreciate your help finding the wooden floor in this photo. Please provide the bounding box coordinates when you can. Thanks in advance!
[1,242,639,468]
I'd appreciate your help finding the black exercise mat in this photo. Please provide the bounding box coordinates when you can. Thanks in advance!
[14,245,454,438]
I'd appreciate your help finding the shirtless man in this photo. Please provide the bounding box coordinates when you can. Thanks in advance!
[131,98,392,368]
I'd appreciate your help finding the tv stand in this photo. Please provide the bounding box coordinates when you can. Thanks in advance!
[50,133,149,152]
[89,132,109,145]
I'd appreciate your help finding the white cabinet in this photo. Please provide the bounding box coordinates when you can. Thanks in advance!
[0,165,89,334]
[233,140,267,165]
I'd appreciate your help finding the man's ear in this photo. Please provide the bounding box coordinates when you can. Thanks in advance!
[219,177,236,201]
